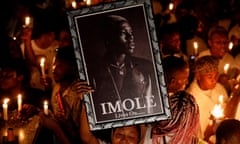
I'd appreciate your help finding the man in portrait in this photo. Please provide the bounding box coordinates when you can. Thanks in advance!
[89,15,161,122]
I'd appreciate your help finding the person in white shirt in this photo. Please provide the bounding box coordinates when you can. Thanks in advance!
[198,25,234,75]
[186,56,229,142]
[20,20,58,91]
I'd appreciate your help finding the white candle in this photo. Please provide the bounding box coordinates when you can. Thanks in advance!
[40,57,46,78]
[72,1,77,9]
[19,129,25,142]
[43,101,48,115]
[25,16,31,26]
[224,63,230,74]
[193,41,198,56]
[18,94,22,112]
[3,98,10,121]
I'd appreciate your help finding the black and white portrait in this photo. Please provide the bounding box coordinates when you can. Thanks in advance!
[67,0,171,130]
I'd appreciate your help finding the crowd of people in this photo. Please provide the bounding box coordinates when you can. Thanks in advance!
[0,0,240,144]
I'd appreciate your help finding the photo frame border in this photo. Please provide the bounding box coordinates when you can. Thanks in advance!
[67,0,171,131]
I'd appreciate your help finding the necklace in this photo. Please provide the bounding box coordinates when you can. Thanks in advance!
[110,63,126,75]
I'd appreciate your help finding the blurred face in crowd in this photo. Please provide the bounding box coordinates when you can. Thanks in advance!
[53,59,74,83]
[111,126,140,144]
[38,32,56,49]
[58,30,72,48]
[163,32,181,53]
[196,71,218,90]
[168,67,189,93]
[109,21,135,56]
[208,33,229,59]
[0,69,22,91]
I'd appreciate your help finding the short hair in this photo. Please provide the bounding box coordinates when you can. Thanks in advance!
[55,46,77,66]
[162,56,189,83]
[1,60,30,87]
[208,25,228,40]
[152,91,200,143]
[102,15,129,40]
[112,125,141,144]
[216,119,240,144]
[193,56,219,74]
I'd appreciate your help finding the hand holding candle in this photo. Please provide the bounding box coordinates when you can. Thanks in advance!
[3,98,10,121]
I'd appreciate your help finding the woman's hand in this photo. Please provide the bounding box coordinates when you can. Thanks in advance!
[73,81,94,100]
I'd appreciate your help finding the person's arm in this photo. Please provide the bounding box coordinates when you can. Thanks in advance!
[20,27,38,66]
[80,104,99,144]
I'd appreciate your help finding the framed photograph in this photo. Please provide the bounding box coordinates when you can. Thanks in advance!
[67,0,171,130]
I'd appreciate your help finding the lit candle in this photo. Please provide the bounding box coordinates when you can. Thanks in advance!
[193,41,198,56]
[25,16,31,26]
[19,129,24,142]
[168,2,174,11]
[86,0,91,6]
[18,94,22,112]
[229,41,233,51]
[43,101,48,115]
[224,63,230,74]
[40,57,46,78]
[3,98,10,121]
[211,104,224,119]
[72,1,77,9]
[219,95,223,105]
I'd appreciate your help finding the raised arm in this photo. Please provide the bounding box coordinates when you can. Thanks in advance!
[80,104,99,144]
[20,27,38,66]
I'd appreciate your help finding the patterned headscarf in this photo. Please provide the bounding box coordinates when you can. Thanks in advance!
[193,56,219,74]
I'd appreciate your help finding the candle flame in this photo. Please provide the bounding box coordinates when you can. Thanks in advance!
[211,104,224,119]
[3,98,10,104]
[25,16,30,26]
[224,63,230,74]
[72,1,77,9]
[169,2,174,10]
[86,0,91,5]
[193,42,198,49]
[40,57,45,66]
[44,101,48,105]
[229,42,233,50]
[18,94,22,99]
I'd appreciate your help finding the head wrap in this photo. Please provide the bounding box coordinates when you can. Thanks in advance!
[193,56,219,74]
